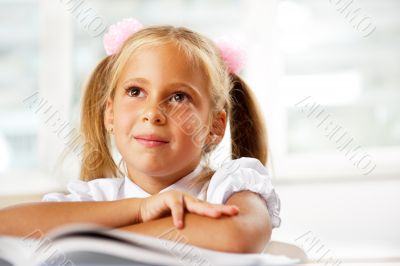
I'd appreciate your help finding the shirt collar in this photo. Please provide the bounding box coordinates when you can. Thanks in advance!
[123,163,204,198]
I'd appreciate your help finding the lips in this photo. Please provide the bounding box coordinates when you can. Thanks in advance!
[134,134,169,143]
[134,134,169,148]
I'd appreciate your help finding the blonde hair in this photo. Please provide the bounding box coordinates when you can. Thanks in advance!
[79,25,268,187]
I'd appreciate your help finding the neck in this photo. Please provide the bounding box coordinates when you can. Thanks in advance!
[126,160,201,195]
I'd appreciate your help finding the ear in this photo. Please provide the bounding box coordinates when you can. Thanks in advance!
[208,110,227,146]
[104,97,114,131]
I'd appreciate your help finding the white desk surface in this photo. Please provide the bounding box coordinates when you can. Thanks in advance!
[298,263,400,266]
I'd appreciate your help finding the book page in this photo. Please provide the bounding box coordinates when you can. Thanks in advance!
[29,223,299,266]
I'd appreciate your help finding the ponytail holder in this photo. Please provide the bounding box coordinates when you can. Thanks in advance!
[103,18,143,55]
[103,18,246,74]
[214,37,246,74]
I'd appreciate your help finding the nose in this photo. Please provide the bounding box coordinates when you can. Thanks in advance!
[142,102,167,125]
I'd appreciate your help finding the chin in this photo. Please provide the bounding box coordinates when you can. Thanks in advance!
[132,158,170,175]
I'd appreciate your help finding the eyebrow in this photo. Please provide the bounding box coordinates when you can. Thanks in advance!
[121,78,202,97]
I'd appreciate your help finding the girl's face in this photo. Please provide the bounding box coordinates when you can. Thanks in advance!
[105,42,226,182]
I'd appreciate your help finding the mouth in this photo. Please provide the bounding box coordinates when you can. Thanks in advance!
[134,134,169,148]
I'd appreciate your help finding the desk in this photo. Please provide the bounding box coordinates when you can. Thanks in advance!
[297,262,400,266]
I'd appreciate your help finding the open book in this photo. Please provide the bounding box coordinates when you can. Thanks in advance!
[0,223,299,266]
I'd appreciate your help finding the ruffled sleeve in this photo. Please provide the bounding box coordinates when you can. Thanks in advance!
[206,157,281,228]
[41,177,124,202]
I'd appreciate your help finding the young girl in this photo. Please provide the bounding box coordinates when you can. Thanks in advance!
[0,18,280,253]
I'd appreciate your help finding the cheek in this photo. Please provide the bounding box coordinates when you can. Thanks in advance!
[113,98,140,133]
[170,105,210,148]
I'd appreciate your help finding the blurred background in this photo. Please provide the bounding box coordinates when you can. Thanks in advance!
[0,0,399,263]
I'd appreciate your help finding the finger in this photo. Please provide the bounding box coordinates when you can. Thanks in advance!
[168,194,184,229]
[219,204,240,215]
[188,199,240,217]
[206,204,239,217]
[185,199,225,218]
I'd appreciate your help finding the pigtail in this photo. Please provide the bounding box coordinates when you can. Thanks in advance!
[79,57,121,181]
[229,74,268,165]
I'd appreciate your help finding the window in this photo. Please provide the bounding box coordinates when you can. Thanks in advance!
[269,0,400,180]
[0,1,39,174]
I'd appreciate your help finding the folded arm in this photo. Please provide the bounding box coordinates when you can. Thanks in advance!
[0,198,142,238]
[116,190,272,253]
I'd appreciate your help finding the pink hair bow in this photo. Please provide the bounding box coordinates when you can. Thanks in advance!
[103,18,246,74]
[213,37,246,74]
[103,18,143,55]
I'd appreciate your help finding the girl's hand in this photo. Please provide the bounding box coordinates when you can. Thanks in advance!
[138,190,239,229]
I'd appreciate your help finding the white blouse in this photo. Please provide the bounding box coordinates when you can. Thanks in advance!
[42,157,281,228]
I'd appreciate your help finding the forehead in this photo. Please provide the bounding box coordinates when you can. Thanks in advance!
[118,42,207,90]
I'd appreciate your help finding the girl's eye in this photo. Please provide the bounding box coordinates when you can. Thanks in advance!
[170,92,191,103]
[125,87,190,103]
[126,87,143,97]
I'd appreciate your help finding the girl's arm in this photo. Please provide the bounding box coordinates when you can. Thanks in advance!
[117,191,272,253]
[0,192,238,238]
[0,198,142,238]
